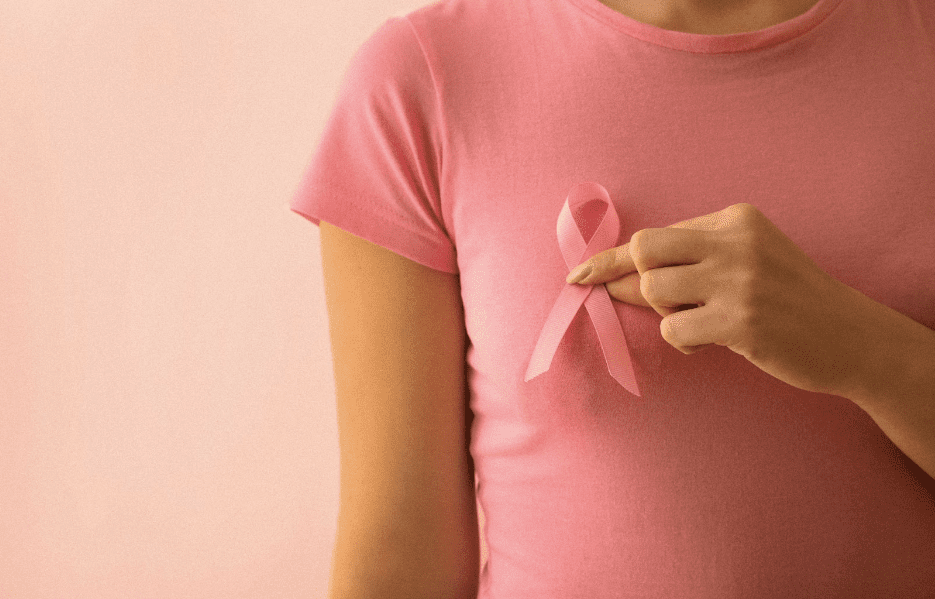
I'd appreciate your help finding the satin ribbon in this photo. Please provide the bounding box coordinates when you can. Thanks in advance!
[524,182,641,397]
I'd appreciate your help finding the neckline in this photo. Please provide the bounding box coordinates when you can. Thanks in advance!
[564,0,845,53]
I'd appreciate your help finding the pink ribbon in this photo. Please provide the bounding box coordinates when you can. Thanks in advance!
[524,182,641,397]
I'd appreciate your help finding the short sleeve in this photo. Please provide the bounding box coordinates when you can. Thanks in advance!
[289,16,457,275]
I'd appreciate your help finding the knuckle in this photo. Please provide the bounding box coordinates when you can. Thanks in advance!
[730,202,759,219]
[629,229,646,255]
[588,254,605,276]
[639,273,651,300]
[639,270,657,302]
[629,229,648,268]
[725,203,763,238]
[740,206,769,240]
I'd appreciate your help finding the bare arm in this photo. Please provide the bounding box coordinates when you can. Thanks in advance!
[319,221,478,599]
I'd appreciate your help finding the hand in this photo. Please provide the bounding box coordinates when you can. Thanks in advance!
[567,202,869,397]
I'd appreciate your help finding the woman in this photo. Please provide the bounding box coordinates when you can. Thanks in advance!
[292,0,935,596]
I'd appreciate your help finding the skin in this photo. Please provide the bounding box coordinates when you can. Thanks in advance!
[598,0,823,35]
[565,202,935,479]
[566,202,866,396]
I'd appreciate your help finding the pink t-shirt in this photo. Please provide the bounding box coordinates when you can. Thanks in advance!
[291,0,935,595]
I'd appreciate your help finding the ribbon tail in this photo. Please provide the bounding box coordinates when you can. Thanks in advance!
[584,285,642,397]
[525,283,591,382]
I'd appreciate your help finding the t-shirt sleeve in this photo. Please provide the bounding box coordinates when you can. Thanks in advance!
[289,16,457,275]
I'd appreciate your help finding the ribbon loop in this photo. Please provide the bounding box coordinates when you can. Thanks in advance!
[524,182,641,397]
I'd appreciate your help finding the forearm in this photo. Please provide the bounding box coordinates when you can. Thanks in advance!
[841,283,935,480]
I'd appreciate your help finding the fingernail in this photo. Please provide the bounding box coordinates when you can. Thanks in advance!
[566,262,592,284]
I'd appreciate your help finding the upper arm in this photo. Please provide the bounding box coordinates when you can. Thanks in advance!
[319,221,478,599]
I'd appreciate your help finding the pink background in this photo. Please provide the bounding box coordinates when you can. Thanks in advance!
[0,1,485,596]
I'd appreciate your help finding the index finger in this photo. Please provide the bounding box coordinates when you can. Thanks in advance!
[567,241,635,285]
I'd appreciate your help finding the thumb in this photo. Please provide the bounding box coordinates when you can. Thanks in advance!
[604,272,653,308]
